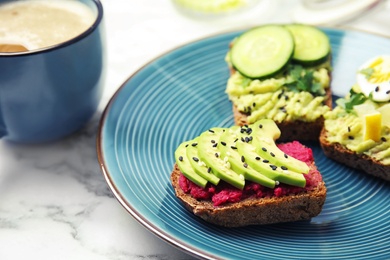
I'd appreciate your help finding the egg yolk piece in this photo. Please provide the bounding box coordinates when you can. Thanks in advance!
[364,112,382,142]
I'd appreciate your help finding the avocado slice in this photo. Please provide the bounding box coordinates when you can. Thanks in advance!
[219,127,276,188]
[186,137,220,186]
[175,141,208,188]
[236,139,306,187]
[197,128,245,190]
[251,119,310,174]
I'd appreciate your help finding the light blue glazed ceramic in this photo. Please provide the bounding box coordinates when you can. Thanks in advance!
[98,28,390,259]
[0,0,105,143]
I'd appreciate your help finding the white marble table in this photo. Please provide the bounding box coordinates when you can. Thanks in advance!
[1,0,389,259]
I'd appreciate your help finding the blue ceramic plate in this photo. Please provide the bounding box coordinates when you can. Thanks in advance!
[97,28,390,259]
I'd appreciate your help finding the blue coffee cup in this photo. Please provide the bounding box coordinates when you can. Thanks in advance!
[0,0,105,143]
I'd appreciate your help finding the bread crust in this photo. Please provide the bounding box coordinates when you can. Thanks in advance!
[319,128,390,182]
[171,164,327,227]
[231,76,332,142]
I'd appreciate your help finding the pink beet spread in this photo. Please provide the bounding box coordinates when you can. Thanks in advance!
[179,141,323,206]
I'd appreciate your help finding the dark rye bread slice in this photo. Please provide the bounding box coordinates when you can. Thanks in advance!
[231,74,333,142]
[320,128,390,182]
[170,164,327,227]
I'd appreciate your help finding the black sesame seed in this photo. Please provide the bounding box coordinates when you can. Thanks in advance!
[375,86,380,92]
[191,142,197,147]
[381,137,387,142]
[263,159,269,163]
[348,126,351,132]
[192,157,199,162]
[348,136,354,140]
[269,165,277,171]
[387,90,390,94]
[246,128,252,134]
[259,124,263,129]
[241,155,245,162]
[255,156,261,160]
[208,129,215,133]
[207,167,211,173]
[284,153,288,159]
[212,143,218,148]
[185,144,189,147]
[270,152,275,157]
[179,156,183,161]
[245,137,250,143]
[215,153,219,158]
[262,147,267,152]
[243,163,248,168]
[240,128,246,133]
[281,166,288,170]
[241,137,245,142]
[234,138,238,142]
[221,141,226,146]
[284,95,289,101]
[231,146,237,150]
[253,102,256,107]
[211,140,216,143]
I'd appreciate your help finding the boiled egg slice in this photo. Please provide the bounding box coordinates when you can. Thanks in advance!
[357,55,390,102]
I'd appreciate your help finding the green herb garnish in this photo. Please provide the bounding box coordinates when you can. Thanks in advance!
[336,88,370,113]
[359,67,374,79]
[284,65,324,95]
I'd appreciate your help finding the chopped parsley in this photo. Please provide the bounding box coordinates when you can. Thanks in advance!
[336,88,370,113]
[284,65,323,95]
[359,67,374,79]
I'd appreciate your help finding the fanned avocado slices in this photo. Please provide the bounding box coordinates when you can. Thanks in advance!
[175,119,308,189]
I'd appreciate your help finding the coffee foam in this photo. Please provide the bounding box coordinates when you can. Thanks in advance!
[0,0,96,51]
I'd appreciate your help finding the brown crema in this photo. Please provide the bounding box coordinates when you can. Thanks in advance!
[0,43,28,52]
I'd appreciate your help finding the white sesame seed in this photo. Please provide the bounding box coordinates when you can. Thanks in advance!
[198,161,206,167]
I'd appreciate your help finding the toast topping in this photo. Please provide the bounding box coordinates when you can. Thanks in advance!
[178,140,321,206]
[226,24,331,125]
[323,56,390,165]
[228,84,330,124]
[357,55,390,102]
[174,119,310,192]
[353,102,383,142]
[325,105,390,165]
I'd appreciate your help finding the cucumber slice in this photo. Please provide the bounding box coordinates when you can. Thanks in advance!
[230,25,294,79]
[285,24,330,66]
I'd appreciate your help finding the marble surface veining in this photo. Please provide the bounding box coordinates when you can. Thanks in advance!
[1,0,390,259]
